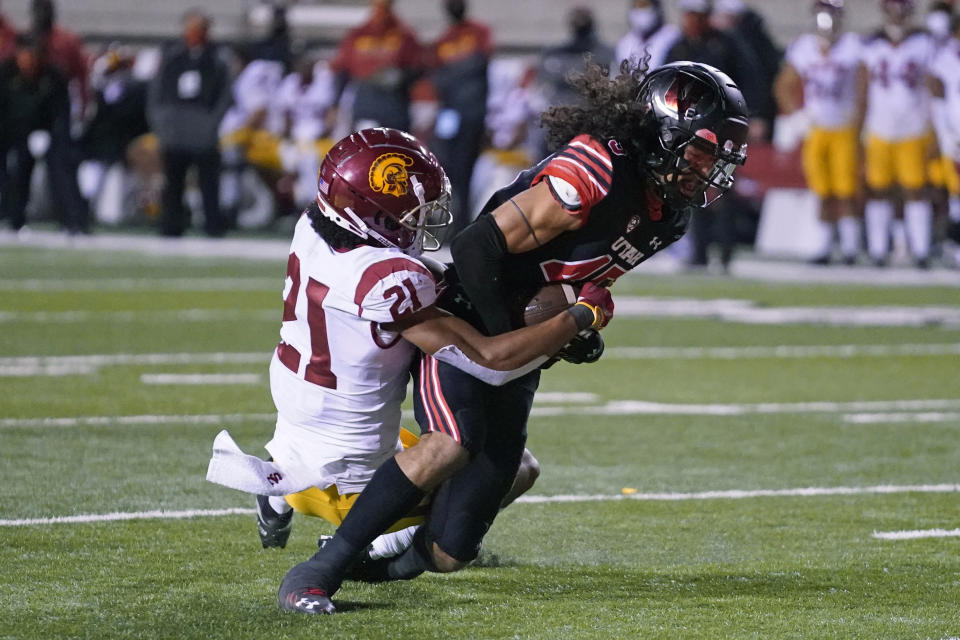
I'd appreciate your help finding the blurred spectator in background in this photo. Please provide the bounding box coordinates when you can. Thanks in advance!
[330,0,423,133]
[860,0,935,268]
[539,7,613,109]
[0,33,70,232]
[428,0,492,233]
[614,0,680,73]
[148,8,232,237]
[927,8,960,266]
[32,0,90,234]
[251,3,293,71]
[774,0,866,265]
[79,45,150,217]
[666,0,765,271]
[0,2,15,63]
[277,52,338,206]
[712,0,782,139]
[219,52,286,223]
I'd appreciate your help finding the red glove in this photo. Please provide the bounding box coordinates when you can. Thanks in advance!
[569,282,614,330]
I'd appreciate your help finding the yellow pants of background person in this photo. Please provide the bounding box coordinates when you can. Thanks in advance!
[283,428,425,533]
[802,126,859,198]
[928,155,960,195]
[864,134,930,192]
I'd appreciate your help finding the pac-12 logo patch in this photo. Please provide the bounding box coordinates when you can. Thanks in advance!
[369,152,414,197]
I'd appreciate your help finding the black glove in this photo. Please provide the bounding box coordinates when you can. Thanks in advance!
[556,330,605,364]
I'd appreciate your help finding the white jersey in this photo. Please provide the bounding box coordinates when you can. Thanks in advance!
[861,30,936,140]
[785,32,862,129]
[929,38,960,158]
[277,62,337,145]
[266,213,437,493]
[614,23,681,73]
[219,59,286,136]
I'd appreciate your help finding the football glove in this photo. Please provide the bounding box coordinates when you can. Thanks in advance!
[567,282,614,331]
[557,329,605,364]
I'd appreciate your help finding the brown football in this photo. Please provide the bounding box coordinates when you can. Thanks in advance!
[523,283,580,326]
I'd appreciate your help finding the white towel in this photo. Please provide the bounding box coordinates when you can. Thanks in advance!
[206,429,315,496]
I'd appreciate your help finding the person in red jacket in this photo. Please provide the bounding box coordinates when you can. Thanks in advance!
[0,2,16,63]
[427,0,493,234]
[329,0,424,132]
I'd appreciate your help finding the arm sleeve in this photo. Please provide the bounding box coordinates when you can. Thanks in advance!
[450,213,512,335]
[431,344,547,386]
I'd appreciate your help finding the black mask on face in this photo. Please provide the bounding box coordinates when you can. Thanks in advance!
[445,0,466,22]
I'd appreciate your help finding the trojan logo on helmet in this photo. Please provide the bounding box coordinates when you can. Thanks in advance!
[369,152,414,198]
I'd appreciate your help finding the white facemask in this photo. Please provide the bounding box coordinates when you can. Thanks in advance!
[629,7,659,34]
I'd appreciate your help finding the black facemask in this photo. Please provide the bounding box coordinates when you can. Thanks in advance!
[446,2,466,22]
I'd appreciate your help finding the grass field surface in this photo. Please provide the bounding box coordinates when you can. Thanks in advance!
[1,236,959,639]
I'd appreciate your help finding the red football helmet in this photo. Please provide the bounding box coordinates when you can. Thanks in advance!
[316,128,452,254]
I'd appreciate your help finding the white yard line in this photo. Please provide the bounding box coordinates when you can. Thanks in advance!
[3,484,957,527]
[605,343,960,360]
[613,298,960,328]
[0,413,276,428]
[6,399,958,429]
[529,398,960,418]
[0,309,276,323]
[0,508,257,527]
[0,352,270,377]
[844,412,960,424]
[873,528,960,540]
[0,277,276,291]
[140,373,262,385]
[516,484,960,503]
[4,229,960,287]
[2,342,958,378]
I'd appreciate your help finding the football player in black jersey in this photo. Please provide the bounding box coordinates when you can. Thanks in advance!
[277,60,749,614]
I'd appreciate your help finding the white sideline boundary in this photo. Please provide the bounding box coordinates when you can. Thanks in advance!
[4,229,960,287]
[4,400,960,429]
[3,484,958,527]
[3,343,959,378]
[873,528,960,540]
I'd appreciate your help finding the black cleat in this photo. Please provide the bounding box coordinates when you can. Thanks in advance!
[256,495,293,549]
[808,254,831,266]
[278,586,336,615]
[278,559,338,614]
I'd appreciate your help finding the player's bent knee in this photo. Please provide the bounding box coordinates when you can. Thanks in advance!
[515,449,540,493]
[429,541,468,573]
[395,432,469,491]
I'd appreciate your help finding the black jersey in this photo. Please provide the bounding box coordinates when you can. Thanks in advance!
[484,134,690,295]
[439,134,691,331]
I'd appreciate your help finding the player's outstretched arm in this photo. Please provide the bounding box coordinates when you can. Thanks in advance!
[385,283,613,385]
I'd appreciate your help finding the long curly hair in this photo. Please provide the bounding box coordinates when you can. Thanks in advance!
[305,200,367,250]
[540,59,654,159]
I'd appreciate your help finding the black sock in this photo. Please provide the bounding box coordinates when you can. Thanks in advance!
[384,527,434,580]
[315,457,426,585]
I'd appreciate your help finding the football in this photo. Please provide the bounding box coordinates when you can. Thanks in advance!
[523,283,580,326]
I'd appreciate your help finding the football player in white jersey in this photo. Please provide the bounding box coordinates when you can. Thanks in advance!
[206,128,614,570]
[928,12,960,265]
[774,0,866,264]
[860,0,938,267]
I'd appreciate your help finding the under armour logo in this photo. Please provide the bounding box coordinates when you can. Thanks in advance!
[296,597,323,611]
[649,236,662,250]
[266,472,283,485]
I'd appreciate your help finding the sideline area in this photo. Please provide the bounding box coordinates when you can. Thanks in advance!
[3,228,959,288]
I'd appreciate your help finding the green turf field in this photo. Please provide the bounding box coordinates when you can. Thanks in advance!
[1,243,959,639]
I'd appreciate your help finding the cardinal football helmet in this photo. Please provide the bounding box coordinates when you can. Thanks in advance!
[636,62,749,208]
[316,128,452,254]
